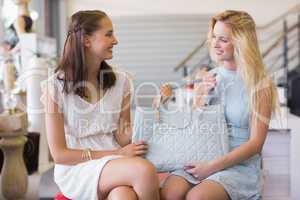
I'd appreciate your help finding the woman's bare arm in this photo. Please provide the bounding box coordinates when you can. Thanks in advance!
[209,87,272,172]
[45,93,120,165]
[114,93,132,147]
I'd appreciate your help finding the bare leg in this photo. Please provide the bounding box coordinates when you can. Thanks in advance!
[186,180,230,200]
[98,157,159,200]
[106,186,137,200]
[160,175,192,200]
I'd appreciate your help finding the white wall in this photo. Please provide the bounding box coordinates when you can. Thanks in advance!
[66,0,300,26]
[64,0,300,107]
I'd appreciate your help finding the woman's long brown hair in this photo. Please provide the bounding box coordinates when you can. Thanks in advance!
[56,10,116,98]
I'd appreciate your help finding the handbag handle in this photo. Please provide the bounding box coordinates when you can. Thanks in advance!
[154,75,218,122]
[154,98,193,129]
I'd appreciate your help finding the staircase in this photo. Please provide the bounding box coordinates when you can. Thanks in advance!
[109,14,211,106]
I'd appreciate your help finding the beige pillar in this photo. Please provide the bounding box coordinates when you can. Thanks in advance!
[0,112,28,200]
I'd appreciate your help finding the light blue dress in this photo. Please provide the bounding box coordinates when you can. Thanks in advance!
[172,67,262,200]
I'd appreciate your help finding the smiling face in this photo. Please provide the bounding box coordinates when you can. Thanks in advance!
[84,17,118,61]
[211,21,234,63]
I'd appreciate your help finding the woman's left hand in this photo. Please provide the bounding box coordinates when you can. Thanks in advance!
[184,161,217,181]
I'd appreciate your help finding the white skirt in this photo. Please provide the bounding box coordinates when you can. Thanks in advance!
[54,155,122,200]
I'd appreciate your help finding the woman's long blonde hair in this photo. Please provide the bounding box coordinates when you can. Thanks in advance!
[207,10,278,115]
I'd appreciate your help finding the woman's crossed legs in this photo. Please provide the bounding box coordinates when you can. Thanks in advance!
[99,157,160,200]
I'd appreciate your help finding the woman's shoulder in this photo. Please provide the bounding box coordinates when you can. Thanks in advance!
[110,66,133,96]
[112,66,133,85]
[41,70,65,92]
[40,71,66,109]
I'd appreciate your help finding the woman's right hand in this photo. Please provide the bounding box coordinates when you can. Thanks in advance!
[152,84,173,108]
[160,84,173,100]
[193,72,217,107]
[117,141,148,157]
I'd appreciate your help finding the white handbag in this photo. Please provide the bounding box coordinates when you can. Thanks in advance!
[132,103,229,172]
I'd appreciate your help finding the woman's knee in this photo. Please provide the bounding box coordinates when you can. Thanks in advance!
[98,157,157,196]
[160,176,191,200]
[107,186,137,200]
[186,188,218,200]
[130,157,157,182]
[160,187,186,200]
[186,180,230,200]
[186,189,209,200]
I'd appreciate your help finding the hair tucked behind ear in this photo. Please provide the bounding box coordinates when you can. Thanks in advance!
[56,10,116,98]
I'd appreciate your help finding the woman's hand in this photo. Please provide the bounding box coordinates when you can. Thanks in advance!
[160,84,173,100]
[193,72,217,107]
[184,161,217,181]
[153,84,173,108]
[117,141,148,157]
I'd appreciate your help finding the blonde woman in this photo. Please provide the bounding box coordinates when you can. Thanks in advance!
[159,10,278,200]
